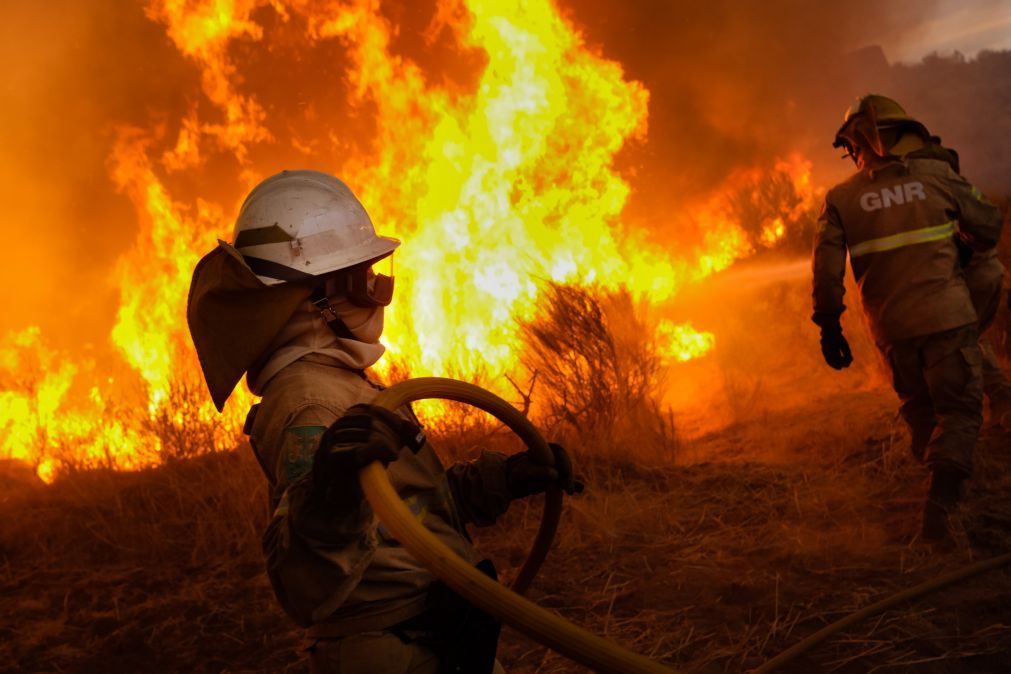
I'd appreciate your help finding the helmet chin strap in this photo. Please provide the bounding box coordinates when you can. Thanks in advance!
[310,286,359,341]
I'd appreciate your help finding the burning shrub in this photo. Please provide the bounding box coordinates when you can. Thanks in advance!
[519,282,676,459]
[725,160,821,253]
[143,368,244,462]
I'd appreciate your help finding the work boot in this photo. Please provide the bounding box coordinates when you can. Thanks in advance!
[920,468,965,543]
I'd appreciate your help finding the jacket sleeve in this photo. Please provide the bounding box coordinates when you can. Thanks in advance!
[946,168,1003,251]
[445,449,511,527]
[261,405,378,627]
[811,197,848,325]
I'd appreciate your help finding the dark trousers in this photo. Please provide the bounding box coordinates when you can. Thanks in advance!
[884,324,983,475]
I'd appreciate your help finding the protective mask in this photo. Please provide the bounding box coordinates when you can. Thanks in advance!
[324,276,385,343]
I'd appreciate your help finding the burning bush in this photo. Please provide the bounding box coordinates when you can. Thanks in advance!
[519,282,677,461]
[142,369,246,463]
[725,159,822,253]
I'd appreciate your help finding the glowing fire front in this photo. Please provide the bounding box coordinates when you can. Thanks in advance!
[0,0,821,481]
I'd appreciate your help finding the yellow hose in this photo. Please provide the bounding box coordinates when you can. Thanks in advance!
[363,377,676,674]
[372,377,561,594]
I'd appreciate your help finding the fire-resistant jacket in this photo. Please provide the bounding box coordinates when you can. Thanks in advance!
[812,157,1003,345]
[247,354,512,634]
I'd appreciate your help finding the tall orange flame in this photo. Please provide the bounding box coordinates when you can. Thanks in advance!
[0,0,821,481]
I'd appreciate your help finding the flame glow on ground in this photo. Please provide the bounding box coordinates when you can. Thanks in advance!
[0,0,821,481]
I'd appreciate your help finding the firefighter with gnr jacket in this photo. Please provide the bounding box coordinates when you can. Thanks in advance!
[811,95,1003,542]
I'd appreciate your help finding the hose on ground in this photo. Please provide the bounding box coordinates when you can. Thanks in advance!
[363,377,676,674]
[752,550,1011,673]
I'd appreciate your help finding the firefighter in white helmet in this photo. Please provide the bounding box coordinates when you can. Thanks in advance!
[812,95,1004,542]
[187,170,581,674]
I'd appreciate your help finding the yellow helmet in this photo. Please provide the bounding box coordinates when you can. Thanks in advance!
[832,94,929,158]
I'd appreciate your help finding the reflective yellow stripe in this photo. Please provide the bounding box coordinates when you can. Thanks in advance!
[971,185,983,201]
[850,221,957,258]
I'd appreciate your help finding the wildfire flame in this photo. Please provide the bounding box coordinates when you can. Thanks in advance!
[0,0,820,482]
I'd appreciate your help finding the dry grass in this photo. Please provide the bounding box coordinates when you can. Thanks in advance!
[143,374,245,462]
[0,447,298,674]
[477,391,1011,674]
[6,387,1009,673]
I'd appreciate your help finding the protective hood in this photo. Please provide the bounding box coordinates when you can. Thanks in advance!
[187,241,314,411]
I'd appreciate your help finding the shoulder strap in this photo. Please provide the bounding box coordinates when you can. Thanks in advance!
[309,287,359,341]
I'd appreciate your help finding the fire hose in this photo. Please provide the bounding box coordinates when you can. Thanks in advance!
[362,377,676,674]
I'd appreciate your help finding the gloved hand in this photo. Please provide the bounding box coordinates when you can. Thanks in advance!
[819,321,853,370]
[312,403,425,504]
[506,442,584,500]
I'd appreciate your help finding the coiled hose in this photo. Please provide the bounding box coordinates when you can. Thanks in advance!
[363,377,676,674]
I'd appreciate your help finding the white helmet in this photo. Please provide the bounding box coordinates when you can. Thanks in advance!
[232,170,399,286]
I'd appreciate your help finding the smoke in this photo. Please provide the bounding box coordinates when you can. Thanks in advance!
[879,51,1011,193]
[555,0,1009,226]
[0,0,193,345]
[866,0,1011,63]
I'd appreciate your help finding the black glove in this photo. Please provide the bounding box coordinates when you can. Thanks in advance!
[312,404,425,504]
[505,442,584,499]
[819,322,853,370]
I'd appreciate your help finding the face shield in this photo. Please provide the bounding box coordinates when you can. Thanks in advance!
[341,254,395,307]
[833,107,887,166]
